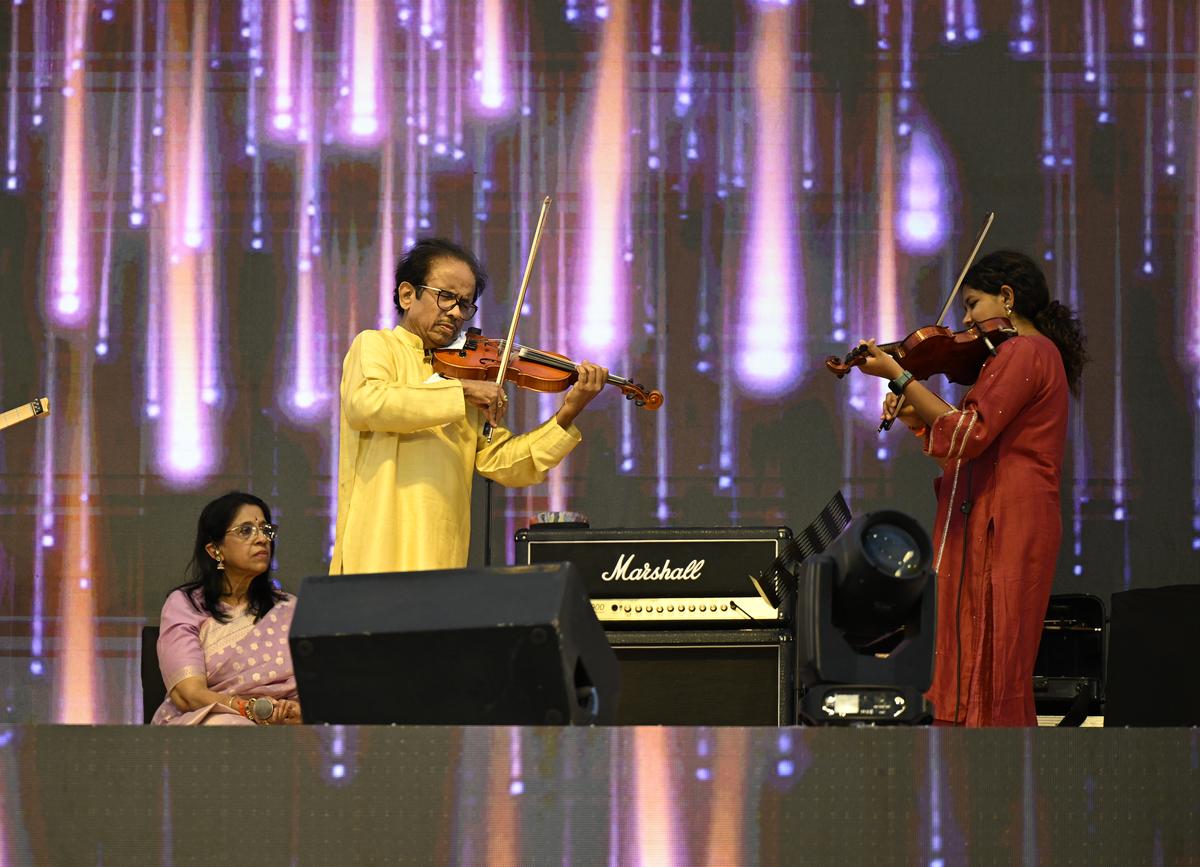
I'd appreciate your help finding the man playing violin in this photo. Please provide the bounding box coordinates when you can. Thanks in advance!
[330,237,608,574]
[853,250,1086,727]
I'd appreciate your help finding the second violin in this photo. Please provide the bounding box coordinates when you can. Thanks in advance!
[824,317,1016,386]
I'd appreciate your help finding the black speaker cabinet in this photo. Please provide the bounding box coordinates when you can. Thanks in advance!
[604,628,794,725]
[289,563,620,725]
[1033,593,1105,716]
[1106,584,1200,727]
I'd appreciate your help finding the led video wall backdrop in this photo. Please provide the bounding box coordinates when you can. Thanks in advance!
[1,0,1199,722]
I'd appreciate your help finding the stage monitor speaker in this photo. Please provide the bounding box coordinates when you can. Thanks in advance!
[1105,584,1200,727]
[604,629,794,725]
[289,563,620,725]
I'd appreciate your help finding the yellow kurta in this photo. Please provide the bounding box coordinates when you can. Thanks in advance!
[331,326,582,574]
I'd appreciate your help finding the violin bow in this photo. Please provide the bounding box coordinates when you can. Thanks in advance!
[880,211,995,432]
[485,195,553,442]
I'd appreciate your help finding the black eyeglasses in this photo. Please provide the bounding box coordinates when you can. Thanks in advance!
[416,285,479,320]
[225,522,278,542]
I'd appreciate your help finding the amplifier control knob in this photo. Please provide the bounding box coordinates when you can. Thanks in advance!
[634,605,643,613]
[623,605,631,613]
[656,605,664,613]
[720,604,728,611]
[699,604,707,612]
[667,605,675,612]
[688,604,696,612]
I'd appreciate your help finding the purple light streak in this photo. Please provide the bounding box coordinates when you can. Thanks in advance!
[831,98,846,343]
[673,0,691,118]
[962,0,978,40]
[736,3,802,397]
[129,0,146,225]
[1083,0,1096,83]
[323,725,356,785]
[1014,0,1035,54]
[349,0,383,139]
[155,0,216,485]
[97,80,121,357]
[1165,0,1177,176]
[1131,0,1147,49]
[1110,210,1127,559]
[476,0,508,113]
[801,65,815,189]
[898,0,913,136]
[1096,2,1111,123]
[896,127,950,255]
[48,0,90,330]
[433,11,450,151]
[1065,158,1084,578]
[1143,63,1154,274]
[246,0,265,248]
[943,0,956,41]
[30,349,57,673]
[271,0,295,133]
[151,0,165,203]
[1041,14,1054,168]
[5,0,20,191]
[284,23,327,420]
[573,0,629,363]
[31,0,46,128]
[377,131,398,329]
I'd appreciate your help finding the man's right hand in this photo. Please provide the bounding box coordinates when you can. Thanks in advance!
[460,379,508,427]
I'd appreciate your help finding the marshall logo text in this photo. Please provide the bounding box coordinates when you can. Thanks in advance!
[600,553,704,582]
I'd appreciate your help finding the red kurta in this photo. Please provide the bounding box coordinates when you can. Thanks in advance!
[922,333,1068,726]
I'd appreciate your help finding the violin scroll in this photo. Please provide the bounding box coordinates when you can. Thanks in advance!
[824,345,871,379]
[617,382,664,410]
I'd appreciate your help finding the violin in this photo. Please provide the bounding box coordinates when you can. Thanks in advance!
[825,211,999,432]
[432,328,664,409]
[824,317,1017,386]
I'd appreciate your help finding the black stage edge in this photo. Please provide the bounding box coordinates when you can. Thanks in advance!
[1,726,1196,864]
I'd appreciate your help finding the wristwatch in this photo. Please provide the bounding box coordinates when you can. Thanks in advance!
[888,369,915,395]
[249,697,274,723]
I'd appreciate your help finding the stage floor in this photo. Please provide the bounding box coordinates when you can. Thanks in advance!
[0,725,1195,865]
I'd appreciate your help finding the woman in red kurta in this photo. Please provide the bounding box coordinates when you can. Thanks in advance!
[858,250,1087,726]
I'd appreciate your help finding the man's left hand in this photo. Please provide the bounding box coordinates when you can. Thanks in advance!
[555,361,608,429]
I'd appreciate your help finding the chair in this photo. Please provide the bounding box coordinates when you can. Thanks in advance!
[140,626,165,724]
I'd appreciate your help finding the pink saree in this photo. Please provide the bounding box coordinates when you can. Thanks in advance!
[151,588,298,725]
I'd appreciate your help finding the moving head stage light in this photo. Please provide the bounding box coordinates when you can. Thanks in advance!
[790,510,937,726]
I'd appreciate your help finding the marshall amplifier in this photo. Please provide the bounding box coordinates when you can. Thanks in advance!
[513,526,792,627]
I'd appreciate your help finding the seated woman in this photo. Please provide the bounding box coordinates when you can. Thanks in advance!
[151,491,301,725]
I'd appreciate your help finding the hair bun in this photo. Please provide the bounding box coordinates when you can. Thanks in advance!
[1038,299,1068,321]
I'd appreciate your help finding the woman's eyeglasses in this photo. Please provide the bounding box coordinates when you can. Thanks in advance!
[416,285,479,320]
[225,522,278,542]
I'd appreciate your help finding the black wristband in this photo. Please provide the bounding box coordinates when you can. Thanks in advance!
[888,370,915,395]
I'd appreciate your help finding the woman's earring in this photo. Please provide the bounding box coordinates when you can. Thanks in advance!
[216,555,225,571]
[1004,304,1013,316]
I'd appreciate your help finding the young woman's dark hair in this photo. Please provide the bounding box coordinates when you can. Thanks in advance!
[173,491,286,623]
[392,237,488,318]
[962,249,1088,395]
